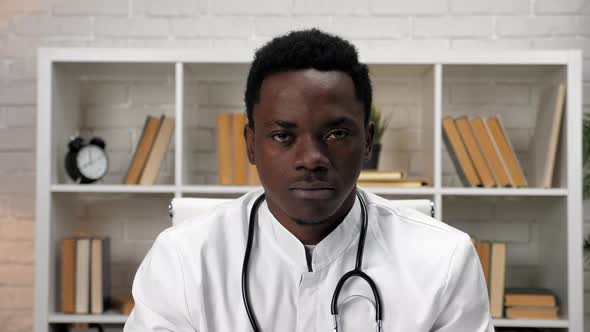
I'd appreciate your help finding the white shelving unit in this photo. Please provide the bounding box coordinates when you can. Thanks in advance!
[36,48,583,332]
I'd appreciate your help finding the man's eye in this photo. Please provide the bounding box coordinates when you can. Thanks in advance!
[326,129,349,140]
[272,132,292,143]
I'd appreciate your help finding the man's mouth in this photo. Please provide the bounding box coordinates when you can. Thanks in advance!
[289,182,335,199]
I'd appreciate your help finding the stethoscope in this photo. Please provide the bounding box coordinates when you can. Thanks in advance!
[241,190,383,332]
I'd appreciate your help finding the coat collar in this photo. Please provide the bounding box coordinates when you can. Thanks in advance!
[257,191,362,273]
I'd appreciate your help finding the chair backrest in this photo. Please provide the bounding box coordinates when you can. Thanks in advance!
[170,197,434,226]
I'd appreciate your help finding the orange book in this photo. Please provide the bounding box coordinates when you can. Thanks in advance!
[124,116,161,184]
[442,116,481,187]
[470,117,511,187]
[232,113,248,185]
[486,116,527,187]
[139,116,175,185]
[455,117,495,187]
[61,238,76,313]
[505,306,559,319]
[217,113,233,185]
[505,288,557,307]
[474,240,491,291]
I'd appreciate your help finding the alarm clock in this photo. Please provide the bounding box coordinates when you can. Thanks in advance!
[65,136,109,184]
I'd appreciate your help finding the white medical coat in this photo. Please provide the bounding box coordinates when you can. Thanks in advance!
[125,188,494,331]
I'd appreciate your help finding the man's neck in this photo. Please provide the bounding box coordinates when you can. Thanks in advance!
[265,191,357,245]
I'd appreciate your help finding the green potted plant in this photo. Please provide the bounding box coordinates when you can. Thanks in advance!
[363,105,390,169]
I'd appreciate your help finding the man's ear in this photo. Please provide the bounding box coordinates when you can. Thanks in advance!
[244,123,256,165]
[364,121,375,161]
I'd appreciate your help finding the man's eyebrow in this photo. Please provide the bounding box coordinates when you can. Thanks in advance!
[323,116,358,128]
[263,119,297,129]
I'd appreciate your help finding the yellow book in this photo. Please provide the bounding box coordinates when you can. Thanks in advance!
[442,116,482,187]
[358,170,405,182]
[139,116,175,185]
[232,113,248,185]
[217,113,234,185]
[456,117,495,187]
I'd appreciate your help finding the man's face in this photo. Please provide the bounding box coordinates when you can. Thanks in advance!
[245,69,373,225]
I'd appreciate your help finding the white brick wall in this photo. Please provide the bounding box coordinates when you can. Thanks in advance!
[0,0,589,330]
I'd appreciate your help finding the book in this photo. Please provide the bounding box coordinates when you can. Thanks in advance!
[61,238,76,313]
[528,82,566,188]
[90,238,110,314]
[112,295,135,315]
[474,240,491,291]
[505,288,557,307]
[455,117,495,187]
[124,116,161,185]
[489,241,506,318]
[217,113,233,185]
[232,113,248,185]
[505,306,559,319]
[442,116,482,187]
[75,238,90,314]
[486,116,527,187]
[247,163,259,185]
[139,116,175,185]
[470,117,511,187]
[358,170,405,182]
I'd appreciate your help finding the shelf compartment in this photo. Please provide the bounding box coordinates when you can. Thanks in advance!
[181,63,250,186]
[51,62,177,186]
[368,64,436,185]
[47,193,174,316]
[441,64,567,190]
[442,195,569,322]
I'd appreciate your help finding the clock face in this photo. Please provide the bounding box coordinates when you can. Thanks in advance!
[76,145,108,180]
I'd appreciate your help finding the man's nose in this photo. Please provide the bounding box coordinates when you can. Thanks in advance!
[293,135,329,171]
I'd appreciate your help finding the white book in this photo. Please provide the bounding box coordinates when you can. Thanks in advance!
[90,238,103,314]
[75,238,90,314]
[528,82,566,188]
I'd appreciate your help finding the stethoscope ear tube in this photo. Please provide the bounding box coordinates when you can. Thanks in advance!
[242,193,266,332]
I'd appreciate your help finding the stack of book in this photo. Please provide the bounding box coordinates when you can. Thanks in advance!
[356,170,430,188]
[217,112,259,185]
[443,115,526,188]
[124,115,175,185]
[472,240,506,318]
[61,237,110,314]
[504,288,559,319]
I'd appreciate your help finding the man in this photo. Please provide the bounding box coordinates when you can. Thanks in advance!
[125,29,493,331]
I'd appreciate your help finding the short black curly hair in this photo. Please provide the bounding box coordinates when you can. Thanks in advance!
[244,29,372,128]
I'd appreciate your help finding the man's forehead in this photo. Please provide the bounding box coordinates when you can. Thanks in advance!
[260,69,352,89]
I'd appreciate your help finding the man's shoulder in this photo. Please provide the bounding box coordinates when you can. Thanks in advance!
[158,189,262,251]
[362,189,471,257]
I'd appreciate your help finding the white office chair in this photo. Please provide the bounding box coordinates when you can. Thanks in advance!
[169,197,434,226]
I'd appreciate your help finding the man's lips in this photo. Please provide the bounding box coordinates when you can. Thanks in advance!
[289,182,335,199]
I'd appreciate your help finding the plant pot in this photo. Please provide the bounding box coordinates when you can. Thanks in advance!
[363,144,381,170]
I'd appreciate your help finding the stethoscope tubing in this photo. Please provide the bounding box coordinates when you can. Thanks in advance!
[241,190,382,332]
